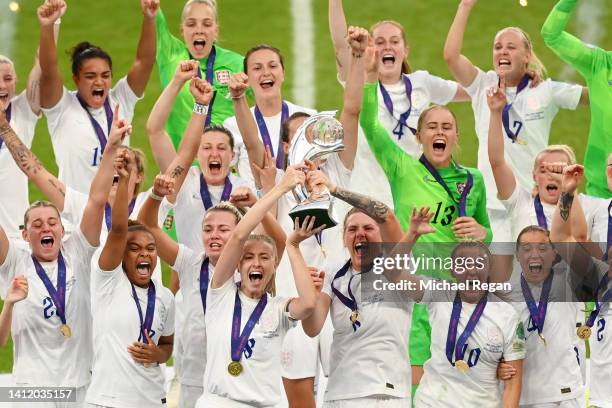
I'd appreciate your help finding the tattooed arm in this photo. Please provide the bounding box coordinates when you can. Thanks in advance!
[163,78,213,203]
[0,116,66,210]
[307,170,403,241]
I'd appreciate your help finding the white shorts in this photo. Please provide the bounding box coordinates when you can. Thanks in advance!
[519,396,584,408]
[195,392,253,408]
[281,321,318,379]
[173,289,185,379]
[179,383,203,408]
[323,395,410,408]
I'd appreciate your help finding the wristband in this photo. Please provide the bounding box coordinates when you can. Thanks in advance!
[230,92,246,100]
[193,102,209,116]
[149,192,164,201]
[54,18,62,25]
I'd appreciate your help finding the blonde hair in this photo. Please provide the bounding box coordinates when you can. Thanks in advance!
[181,0,218,22]
[204,201,243,227]
[244,234,277,296]
[534,144,576,170]
[23,200,61,229]
[495,27,547,79]
[0,55,15,70]
[370,20,412,74]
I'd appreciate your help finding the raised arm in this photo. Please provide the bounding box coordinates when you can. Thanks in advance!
[125,0,159,97]
[0,111,65,209]
[163,77,213,202]
[337,26,368,170]
[359,46,405,180]
[229,73,266,183]
[80,107,131,246]
[307,170,403,241]
[137,175,179,265]
[443,0,479,87]
[486,79,517,200]
[0,276,28,347]
[211,166,306,289]
[328,0,350,81]
[146,60,198,172]
[37,0,66,109]
[541,0,594,78]
[98,150,133,271]
[286,217,325,320]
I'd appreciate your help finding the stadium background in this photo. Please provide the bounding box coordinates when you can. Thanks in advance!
[0,0,610,372]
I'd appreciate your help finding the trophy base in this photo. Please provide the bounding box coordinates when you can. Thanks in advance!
[288,201,337,230]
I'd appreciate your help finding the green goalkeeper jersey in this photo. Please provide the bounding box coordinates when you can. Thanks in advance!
[542,0,612,198]
[359,82,493,252]
[156,10,244,148]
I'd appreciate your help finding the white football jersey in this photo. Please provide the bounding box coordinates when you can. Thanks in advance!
[171,244,212,387]
[348,70,458,208]
[42,77,140,194]
[199,279,294,407]
[465,68,582,212]
[223,100,316,183]
[0,229,96,387]
[415,289,525,408]
[61,187,171,282]
[505,265,585,405]
[320,258,413,401]
[175,168,253,253]
[581,195,611,252]
[87,249,175,408]
[0,92,39,238]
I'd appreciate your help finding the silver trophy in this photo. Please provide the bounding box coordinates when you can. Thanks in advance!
[287,111,345,230]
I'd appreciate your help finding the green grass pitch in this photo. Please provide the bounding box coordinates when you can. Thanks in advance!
[0,0,609,373]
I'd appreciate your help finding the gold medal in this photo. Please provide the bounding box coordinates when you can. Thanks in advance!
[455,359,469,373]
[350,310,359,324]
[519,0,528,6]
[143,363,151,368]
[60,324,72,338]
[576,324,592,340]
[538,332,547,346]
[228,361,243,376]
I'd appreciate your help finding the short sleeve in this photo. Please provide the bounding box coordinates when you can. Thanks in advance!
[549,80,582,110]
[90,247,123,303]
[502,313,526,362]
[110,77,142,120]
[206,276,236,312]
[0,240,27,297]
[464,68,488,98]
[60,187,89,233]
[64,227,98,287]
[161,290,176,337]
[321,265,335,297]
[171,244,200,276]
[423,72,459,105]
[278,297,298,334]
[500,185,527,216]
[41,87,72,138]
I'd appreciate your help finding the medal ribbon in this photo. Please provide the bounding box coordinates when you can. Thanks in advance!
[76,93,113,154]
[501,74,530,143]
[520,271,554,338]
[130,280,156,342]
[32,252,68,326]
[104,198,136,231]
[200,257,210,313]
[379,75,417,140]
[604,200,611,261]
[445,292,488,366]
[199,175,232,210]
[419,155,473,217]
[0,103,11,150]
[230,290,268,362]
[331,259,361,331]
[533,195,548,230]
[585,274,612,327]
[254,101,289,169]
[196,45,217,127]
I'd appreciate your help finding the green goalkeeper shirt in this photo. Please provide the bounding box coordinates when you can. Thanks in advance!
[542,0,612,198]
[156,10,244,148]
[359,82,493,249]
